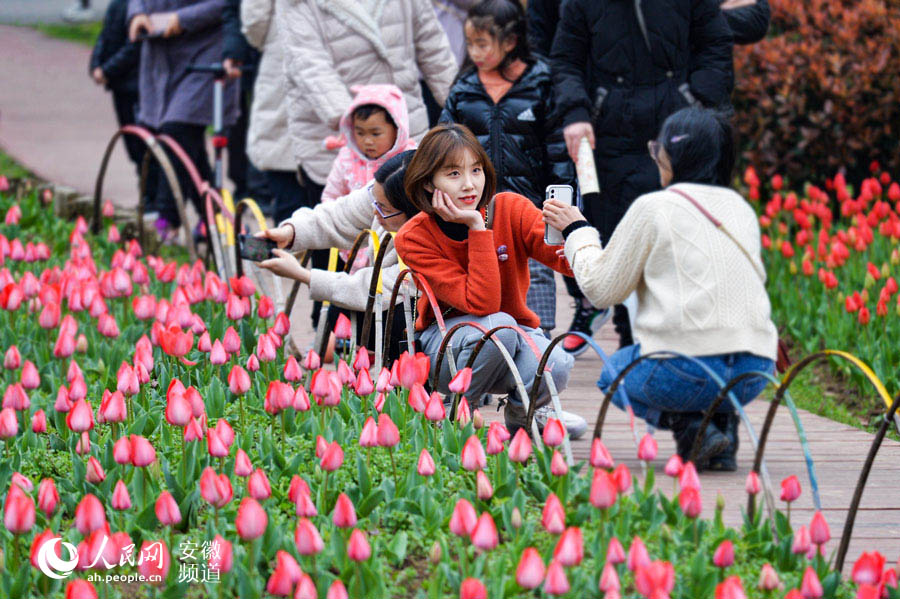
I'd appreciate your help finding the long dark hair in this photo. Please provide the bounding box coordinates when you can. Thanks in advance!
[657,108,737,187]
[457,0,532,83]
[374,150,418,219]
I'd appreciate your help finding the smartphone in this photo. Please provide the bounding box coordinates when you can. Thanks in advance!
[544,184,573,245]
[238,234,277,262]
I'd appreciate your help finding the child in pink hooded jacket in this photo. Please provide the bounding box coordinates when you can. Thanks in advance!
[321,84,418,203]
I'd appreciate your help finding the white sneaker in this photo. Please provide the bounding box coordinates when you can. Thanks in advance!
[534,404,588,440]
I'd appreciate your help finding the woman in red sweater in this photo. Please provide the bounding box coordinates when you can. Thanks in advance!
[395,123,586,437]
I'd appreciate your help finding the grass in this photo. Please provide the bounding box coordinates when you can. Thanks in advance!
[0,150,33,180]
[33,21,102,46]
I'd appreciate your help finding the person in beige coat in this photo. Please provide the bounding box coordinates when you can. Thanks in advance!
[279,0,457,195]
[241,0,303,223]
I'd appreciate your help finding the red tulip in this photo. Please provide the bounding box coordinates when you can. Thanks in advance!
[347,529,371,561]
[397,351,429,389]
[37,478,59,515]
[541,493,565,534]
[634,560,675,599]
[295,518,324,555]
[758,563,781,591]
[470,512,498,550]
[606,537,626,565]
[236,497,267,540]
[851,552,885,586]
[590,468,618,509]
[74,493,107,536]
[781,475,801,503]
[449,498,477,537]
[679,486,702,518]
[257,295,274,318]
[417,448,435,477]
[376,413,400,447]
[267,564,297,596]
[637,433,658,461]
[627,536,651,572]
[155,491,181,526]
[612,463,632,493]
[333,493,357,528]
[448,367,473,394]
[320,441,344,471]
[678,461,701,491]
[208,535,233,573]
[66,399,94,432]
[65,580,98,599]
[809,511,830,546]
[713,539,735,568]
[460,435,486,471]
[3,483,35,534]
[334,313,353,340]
[30,528,61,569]
[137,539,170,582]
[715,575,746,599]
[234,449,253,477]
[130,435,156,466]
[459,578,487,599]
[856,585,880,599]
[800,566,823,598]
[543,559,570,595]
[554,526,584,566]
[111,480,131,510]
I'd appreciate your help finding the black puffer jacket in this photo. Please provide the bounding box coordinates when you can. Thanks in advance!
[439,59,574,206]
[722,0,770,45]
[89,0,139,95]
[526,0,562,59]
[551,0,733,154]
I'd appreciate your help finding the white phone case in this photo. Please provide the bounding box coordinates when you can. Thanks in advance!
[544,184,573,245]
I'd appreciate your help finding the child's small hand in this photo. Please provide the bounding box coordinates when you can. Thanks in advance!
[255,225,294,249]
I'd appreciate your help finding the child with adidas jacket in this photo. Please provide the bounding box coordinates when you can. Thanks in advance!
[439,0,573,336]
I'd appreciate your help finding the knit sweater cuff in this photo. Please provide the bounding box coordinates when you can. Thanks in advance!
[563,225,602,266]
[562,220,590,239]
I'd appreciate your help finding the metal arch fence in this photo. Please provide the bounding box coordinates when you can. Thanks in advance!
[91,131,900,573]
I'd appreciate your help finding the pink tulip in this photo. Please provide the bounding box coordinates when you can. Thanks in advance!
[424,392,446,421]
[716,575,746,599]
[508,428,532,463]
[459,578,487,599]
[130,435,156,467]
[553,526,584,566]
[354,368,374,396]
[209,340,227,365]
[599,562,621,593]
[334,313,353,339]
[320,441,344,471]
[376,413,400,447]
[258,295,275,318]
[543,559,570,595]
[407,383,428,412]
[781,475,802,503]
[470,512,498,550]
[66,399,94,432]
[809,511,831,546]
[207,428,229,457]
[590,468,618,509]
[515,547,545,589]
[352,347,371,372]
[74,493,107,536]
[476,470,493,500]
[542,417,566,446]
[136,539,170,582]
[664,454,683,477]
[679,461,701,491]
[112,480,132,510]
[800,566,823,598]
[713,539,735,568]
[612,463,632,493]
[851,552,885,586]
[449,499,477,537]
[234,449,253,477]
[745,471,761,495]
[627,536,652,573]
[550,450,569,476]
[113,436,132,464]
[223,326,242,354]
[541,493,566,534]
[248,468,272,500]
[65,579,99,599]
[448,367,472,394]
[460,435,486,471]
[215,419,234,446]
[228,365,251,395]
[634,561,675,599]
[359,417,379,448]
[607,537,626,564]
[337,360,355,386]
[347,529,371,561]
[236,497,267,540]
[375,367,392,392]
[295,518,324,555]
[0,407,18,438]
[292,386,311,411]
[679,486,702,519]
[332,493,357,528]
[4,345,20,369]
[20,361,40,390]
[37,478,59,515]
[758,563,781,591]
[199,467,233,508]
[116,362,138,396]
[208,535,233,573]
[85,457,106,484]
[3,483,35,534]
[417,448,436,477]
[301,350,321,371]
[792,525,811,555]
[637,433,658,461]
[155,491,182,526]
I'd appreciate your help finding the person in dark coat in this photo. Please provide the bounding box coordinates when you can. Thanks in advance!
[550,0,733,356]
[128,0,240,240]
[721,0,769,44]
[90,0,143,172]
[525,0,560,59]
[440,0,574,334]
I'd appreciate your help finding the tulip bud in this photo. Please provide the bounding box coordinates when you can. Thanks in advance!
[758,563,781,591]
[472,409,484,430]
[429,541,442,564]
[511,507,522,530]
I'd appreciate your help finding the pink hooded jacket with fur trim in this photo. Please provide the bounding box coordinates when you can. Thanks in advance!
[321,84,418,203]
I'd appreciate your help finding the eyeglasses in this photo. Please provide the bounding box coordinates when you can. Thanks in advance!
[368,184,403,219]
[648,140,662,163]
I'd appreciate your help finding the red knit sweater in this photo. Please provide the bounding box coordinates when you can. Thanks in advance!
[395,192,573,332]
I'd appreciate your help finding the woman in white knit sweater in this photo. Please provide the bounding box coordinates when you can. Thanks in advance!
[257,151,419,361]
[544,108,777,471]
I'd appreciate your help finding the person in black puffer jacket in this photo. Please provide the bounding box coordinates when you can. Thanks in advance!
[440,0,574,335]
[90,0,143,173]
[721,0,769,45]
[550,0,733,354]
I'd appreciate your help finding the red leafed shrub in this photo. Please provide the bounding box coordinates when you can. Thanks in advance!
[733,0,900,184]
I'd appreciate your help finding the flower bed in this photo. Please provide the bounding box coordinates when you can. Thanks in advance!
[0,174,896,598]
[747,166,900,400]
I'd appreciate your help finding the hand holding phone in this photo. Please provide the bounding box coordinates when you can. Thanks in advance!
[239,234,277,262]
[544,185,573,245]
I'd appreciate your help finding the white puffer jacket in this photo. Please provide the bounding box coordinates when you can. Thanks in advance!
[279,0,457,185]
[242,0,294,171]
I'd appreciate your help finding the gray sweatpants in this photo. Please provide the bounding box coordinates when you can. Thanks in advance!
[418,312,573,407]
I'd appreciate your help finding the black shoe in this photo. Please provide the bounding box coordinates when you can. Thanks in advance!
[706,413,739,472]
[562,302,607,356]
[660,412,731,471]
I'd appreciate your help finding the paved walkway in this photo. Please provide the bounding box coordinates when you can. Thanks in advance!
[0,0,111,25]
[0,24,137,208]
[2,24,898,574]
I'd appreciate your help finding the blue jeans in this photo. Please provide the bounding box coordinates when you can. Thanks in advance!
[597,344,775,427]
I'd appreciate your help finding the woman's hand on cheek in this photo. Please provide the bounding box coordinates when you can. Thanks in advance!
[542,199,585,232]
[432,189,484,230]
